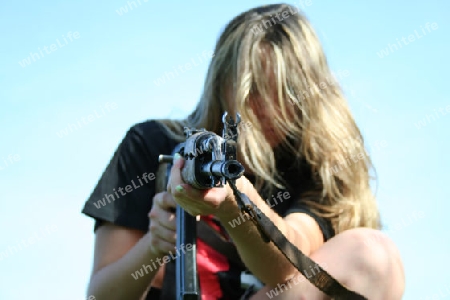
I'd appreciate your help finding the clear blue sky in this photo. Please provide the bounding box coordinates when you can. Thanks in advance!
[0,1,448,299]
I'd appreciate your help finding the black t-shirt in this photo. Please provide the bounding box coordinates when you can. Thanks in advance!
[81,120,334,299]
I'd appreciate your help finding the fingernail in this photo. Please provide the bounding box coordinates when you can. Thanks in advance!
[175,185,184,192]
[174,153,181,162]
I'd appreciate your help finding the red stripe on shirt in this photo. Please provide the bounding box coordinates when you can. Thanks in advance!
[196,216,230,299]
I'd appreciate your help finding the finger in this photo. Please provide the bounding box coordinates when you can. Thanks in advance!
[157,208,177,231]
[149,235,176,256]
[154,228,176,246]
[169,154,185,189]
[152,192,164,209]
[173,183,205,200]
[159,192,177,211]
[149,197,176,230]
[153,192,176,214]
[149,221,177,245]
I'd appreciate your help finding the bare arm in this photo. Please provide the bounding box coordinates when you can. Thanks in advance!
[167,156,325,289]
[86,223,161,300]
[87,192,177,300]
[216,177,325,287]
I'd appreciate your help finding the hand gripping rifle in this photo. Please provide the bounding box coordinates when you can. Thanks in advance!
[158,112,244,299]
[158,112,367,300]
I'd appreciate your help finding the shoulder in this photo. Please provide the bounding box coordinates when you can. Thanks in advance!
[127,119,167,141]
[121,120,178,155]
[130,119,165,134]
[82,119,179,231]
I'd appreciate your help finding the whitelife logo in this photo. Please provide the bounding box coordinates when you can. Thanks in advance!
[228,191,291,228]
[56,102,118,138]
[18,31,81,68]
[93,172,156,209]
[376,22,438,58]
[0,154,21,171]
[131,243,194,279]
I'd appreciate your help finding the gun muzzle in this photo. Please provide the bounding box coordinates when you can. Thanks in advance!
[201,160,245,180]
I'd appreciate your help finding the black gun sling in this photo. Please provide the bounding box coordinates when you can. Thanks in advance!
[157,115,367,299]
[227,180,368,300]
[161,200,367,299]
[158,176,367,298]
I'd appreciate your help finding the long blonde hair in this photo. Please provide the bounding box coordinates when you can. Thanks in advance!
[157,3,380,234]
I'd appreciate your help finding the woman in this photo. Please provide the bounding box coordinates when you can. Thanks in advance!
[82,3,405,299]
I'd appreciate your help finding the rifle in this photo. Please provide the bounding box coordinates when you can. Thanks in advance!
[158,112,244,300]
[158,112,367,300]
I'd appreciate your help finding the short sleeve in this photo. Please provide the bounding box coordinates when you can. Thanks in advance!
[283,201,335,242]
[81,121,173,232]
